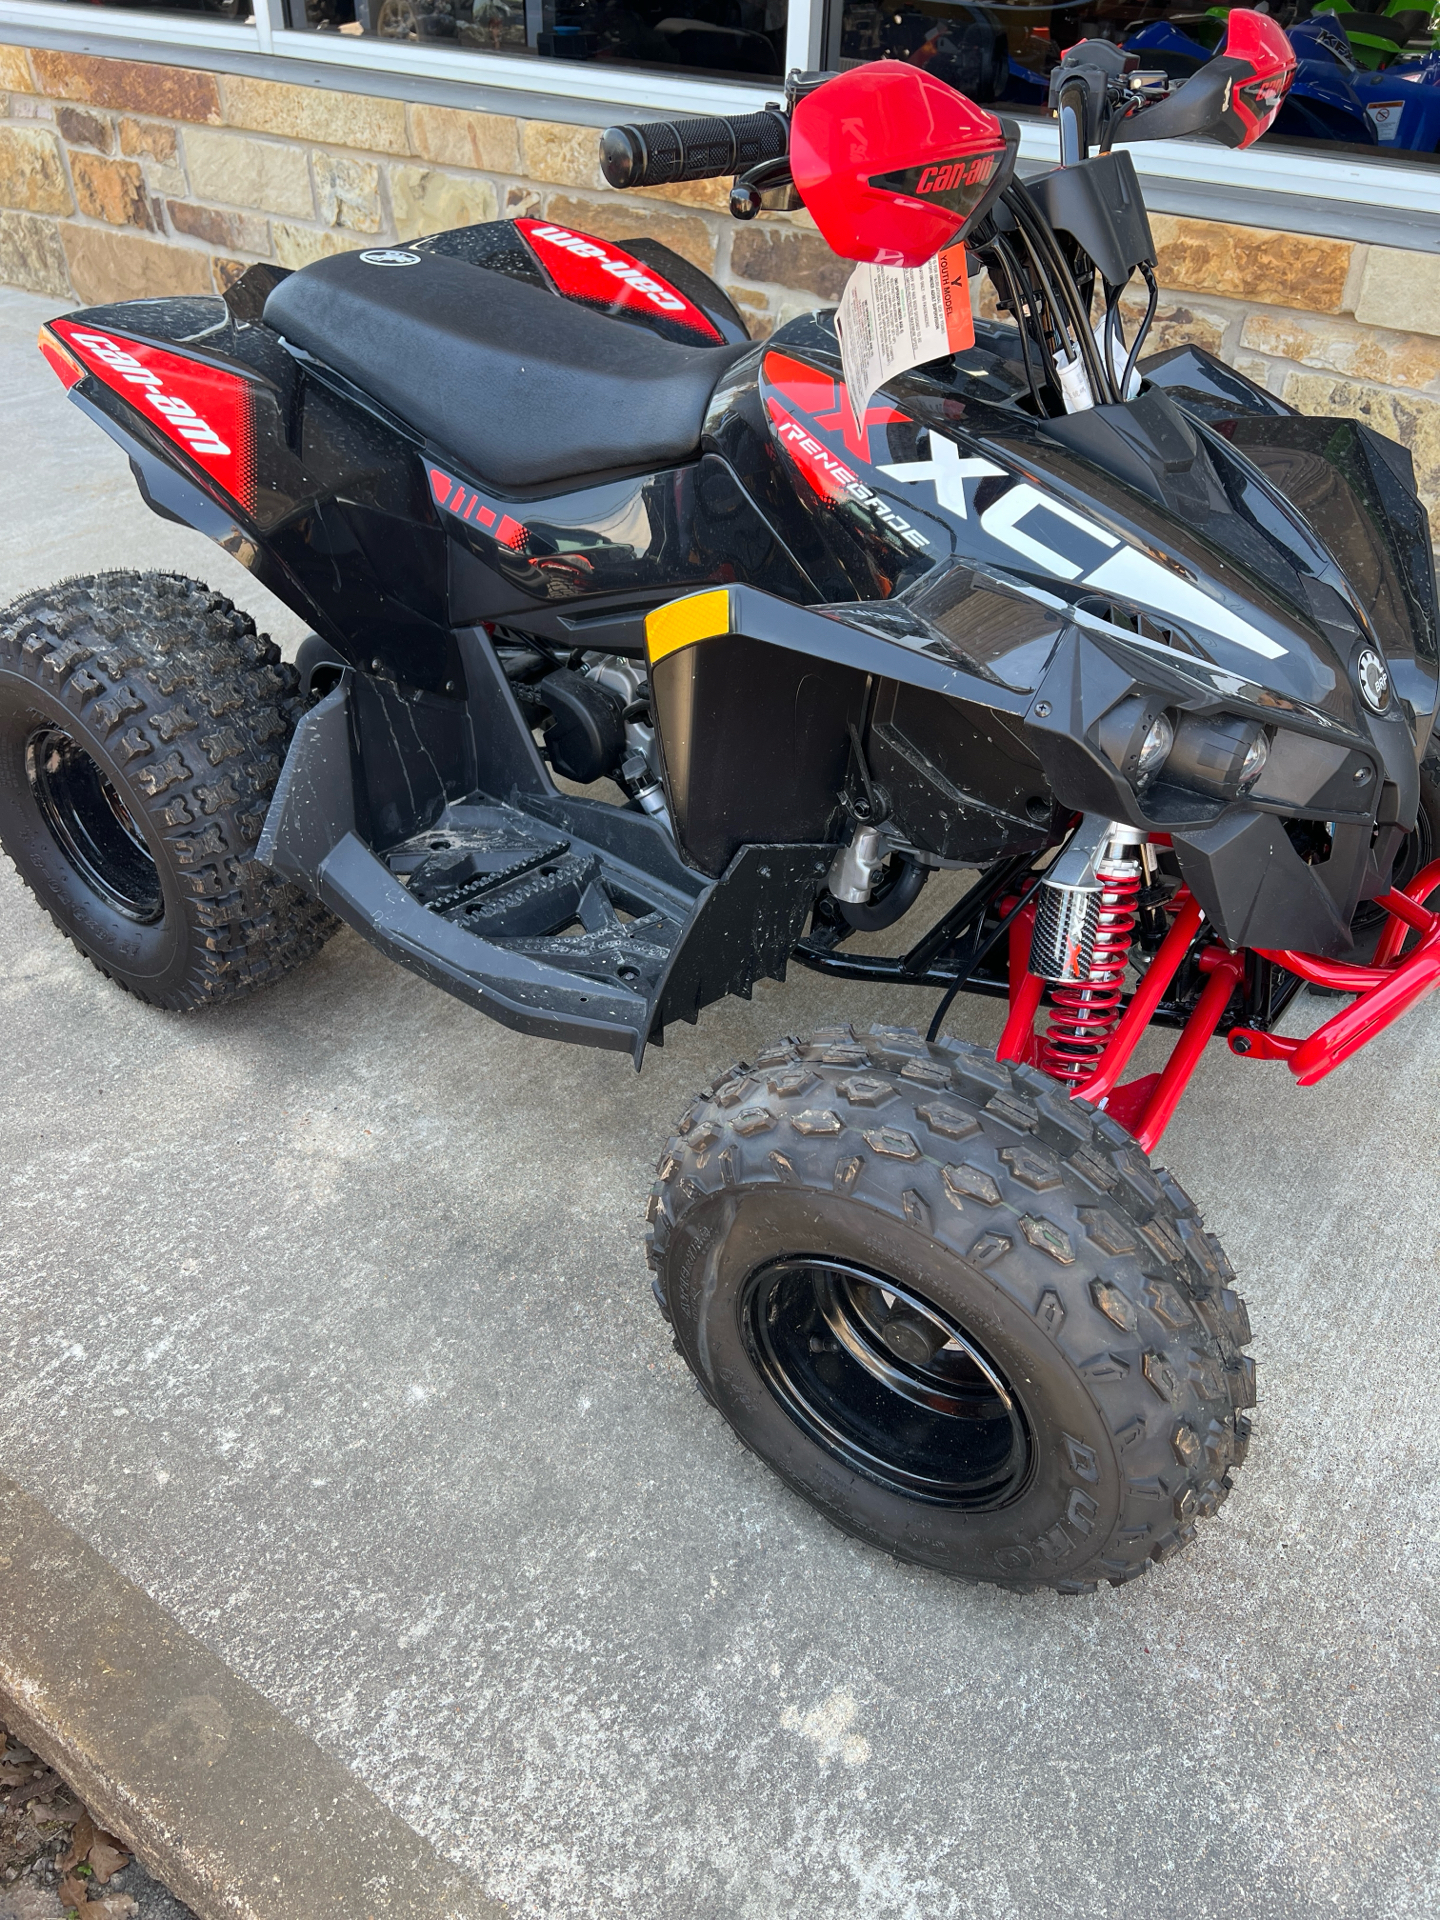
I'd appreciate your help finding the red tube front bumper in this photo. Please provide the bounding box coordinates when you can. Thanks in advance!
[1232,858,1440,1087]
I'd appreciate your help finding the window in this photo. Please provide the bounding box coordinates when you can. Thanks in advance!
[8,0,1440,187]
[824,1,1440,166]
[35,0,253,17]
[286,0,788,82]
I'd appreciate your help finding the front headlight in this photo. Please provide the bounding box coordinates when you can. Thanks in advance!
[1095,695,1173,788]
[1163,713,1270,799]
[1137,712,1174,779]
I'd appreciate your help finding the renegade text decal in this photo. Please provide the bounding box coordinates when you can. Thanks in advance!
[766,397,931,551]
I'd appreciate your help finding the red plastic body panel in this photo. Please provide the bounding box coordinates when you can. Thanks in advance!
[790,63,1012,267]
[46,317,257,513]
[38,329,83,391]
[514,218,722,342]
[1223,11,1297,147]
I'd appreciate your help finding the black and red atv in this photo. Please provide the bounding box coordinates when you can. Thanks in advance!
[6,21,1438,1592]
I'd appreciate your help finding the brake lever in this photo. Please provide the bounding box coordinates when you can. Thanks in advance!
[730,157,796,220]
[1098,73,1170,153]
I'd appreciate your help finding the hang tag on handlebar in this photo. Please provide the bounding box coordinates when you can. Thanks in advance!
[833,241,973,429]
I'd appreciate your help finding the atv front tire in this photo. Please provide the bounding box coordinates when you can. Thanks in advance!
[648,1027,1255,1593]
[0,572,336,1009]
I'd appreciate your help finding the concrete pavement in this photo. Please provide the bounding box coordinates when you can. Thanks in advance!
[1,282,1438,1920]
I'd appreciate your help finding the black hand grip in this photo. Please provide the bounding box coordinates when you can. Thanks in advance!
[600,110,789,189]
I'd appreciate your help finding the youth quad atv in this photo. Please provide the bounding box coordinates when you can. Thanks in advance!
[7,20,1440,1593]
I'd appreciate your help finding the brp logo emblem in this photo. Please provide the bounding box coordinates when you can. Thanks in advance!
[359,249,421,267]
[1357,648,1391,713]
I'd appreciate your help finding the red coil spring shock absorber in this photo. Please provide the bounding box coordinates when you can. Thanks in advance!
[1036,848,1143,1089]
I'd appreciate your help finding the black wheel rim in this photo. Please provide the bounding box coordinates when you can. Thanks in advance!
[741,1258,1031,1508]
[25,726,164,924]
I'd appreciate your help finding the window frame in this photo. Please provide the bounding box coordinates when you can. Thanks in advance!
[1,0,1438,222]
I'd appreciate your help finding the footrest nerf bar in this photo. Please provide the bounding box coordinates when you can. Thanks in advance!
[256,662,832,1065]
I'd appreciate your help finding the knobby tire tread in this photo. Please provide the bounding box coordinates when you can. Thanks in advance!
[647,1023,1254,1594]
[0,571,337,1009]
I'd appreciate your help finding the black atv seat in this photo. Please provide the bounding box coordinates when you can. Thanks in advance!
[263,248,749,490]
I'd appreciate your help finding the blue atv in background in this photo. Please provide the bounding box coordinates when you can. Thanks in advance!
[1125,6,1440,150]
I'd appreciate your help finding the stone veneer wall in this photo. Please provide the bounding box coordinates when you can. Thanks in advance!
[2,40,1440,530]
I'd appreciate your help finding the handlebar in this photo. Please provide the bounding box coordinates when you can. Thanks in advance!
[599,110,789,190]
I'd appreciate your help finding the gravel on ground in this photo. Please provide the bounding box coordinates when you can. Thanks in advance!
[0,1729,194,1920]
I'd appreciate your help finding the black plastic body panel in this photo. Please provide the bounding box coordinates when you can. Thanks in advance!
[867,683,1050,865]
[50,251,1439,1012]
[1024,152,1155,287]
[650,630,865,876]
[256,640,832,1063]
[440,449,815,633]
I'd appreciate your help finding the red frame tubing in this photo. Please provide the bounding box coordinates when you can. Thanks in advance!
[996,900,1043,1066]
[1236,857,1440,1087]
[996,852,1440,1140]
[1083,892,1204,1106]
[1373,856,1440,966]
[1129,949,1245,1152]
[997,884,1234,1147]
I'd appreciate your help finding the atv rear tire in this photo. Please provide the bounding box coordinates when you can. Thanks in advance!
[0,572,336,1009]
[648,1026,1255,1593]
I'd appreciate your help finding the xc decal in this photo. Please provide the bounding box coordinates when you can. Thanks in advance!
[879,431,1288,662]
[760,357,1287,661]
[1083,545,1286,660]
[979,484,1117,574]
[974,483,1285,658]
[879,438,1004,518]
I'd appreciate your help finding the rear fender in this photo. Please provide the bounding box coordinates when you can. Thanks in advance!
[39,279,462,693]
[42,286,298,530]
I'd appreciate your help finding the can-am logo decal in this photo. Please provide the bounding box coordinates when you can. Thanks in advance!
[48,318,255,512]
[870,151,1005,218]
[514,219,721,342]
[914,156,997,195]
[427,464,528,552]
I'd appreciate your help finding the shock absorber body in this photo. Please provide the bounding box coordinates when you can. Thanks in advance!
[1030,819,1144,1089]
